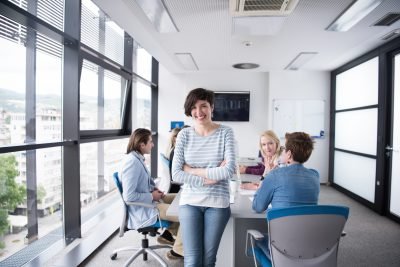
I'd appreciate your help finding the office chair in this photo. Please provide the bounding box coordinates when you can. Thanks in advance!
[110,172,172,267]
[246,205,349,267]
[159,153,181,193]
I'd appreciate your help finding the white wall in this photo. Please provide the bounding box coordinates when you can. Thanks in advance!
[269,70,330,182]
[158,66,330,182]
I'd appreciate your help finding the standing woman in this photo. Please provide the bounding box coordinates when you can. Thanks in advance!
[172,88,236,267]
[240,130,282,190]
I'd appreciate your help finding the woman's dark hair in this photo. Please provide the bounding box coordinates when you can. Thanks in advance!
[126,128,152,154]
[184,88,215,116]
[285,132,314,163]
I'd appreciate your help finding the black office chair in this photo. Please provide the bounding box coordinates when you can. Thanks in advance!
[110,172,172,267]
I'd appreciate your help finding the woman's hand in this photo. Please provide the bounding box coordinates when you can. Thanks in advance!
[239,165,247,174]
[183,164,192,173]
[151,190,164,201]
[264,157,278,173]
[240,182,259,190]
[203,177,218,185]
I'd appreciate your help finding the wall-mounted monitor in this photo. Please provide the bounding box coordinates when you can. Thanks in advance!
[213,91,250,122]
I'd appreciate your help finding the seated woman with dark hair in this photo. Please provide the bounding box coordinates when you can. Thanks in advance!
[121,128,183,260]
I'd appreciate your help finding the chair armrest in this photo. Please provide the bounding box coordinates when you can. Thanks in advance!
[247,229,264,240]
[125,201,157,209]
[246,229,266,266]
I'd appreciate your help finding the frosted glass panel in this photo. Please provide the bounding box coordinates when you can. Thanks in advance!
[390,54,400,216]
[335,108,377,155]
[334,151,375,202]
[336,57,378,110]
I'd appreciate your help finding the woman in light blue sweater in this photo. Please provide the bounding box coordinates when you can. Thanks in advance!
[121,128,183,259]
[172,88,236,267]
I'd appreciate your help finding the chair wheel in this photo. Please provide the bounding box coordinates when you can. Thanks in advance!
[110,253,117,260]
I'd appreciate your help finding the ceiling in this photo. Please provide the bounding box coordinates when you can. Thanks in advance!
[94,0,400,73]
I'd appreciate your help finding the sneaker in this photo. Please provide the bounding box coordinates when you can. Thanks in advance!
[157,230,175,245]
[166,249,184,260]
[157,236,174,245]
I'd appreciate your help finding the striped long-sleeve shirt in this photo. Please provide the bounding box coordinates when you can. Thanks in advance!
[172,125,236,208]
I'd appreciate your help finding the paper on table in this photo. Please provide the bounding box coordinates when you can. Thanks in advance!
[239,188,256,196]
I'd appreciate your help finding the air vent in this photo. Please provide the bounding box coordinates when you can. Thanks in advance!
[373,13,400,26]
[230,0,299,17]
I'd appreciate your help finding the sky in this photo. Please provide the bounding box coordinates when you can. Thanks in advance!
[0,38,152,100]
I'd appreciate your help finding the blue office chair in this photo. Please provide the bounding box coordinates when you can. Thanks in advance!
[110,172,172,267]
[246,205,349,267]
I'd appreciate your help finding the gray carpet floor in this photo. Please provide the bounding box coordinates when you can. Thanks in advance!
[319,186,400,267]
[79,185,400,267]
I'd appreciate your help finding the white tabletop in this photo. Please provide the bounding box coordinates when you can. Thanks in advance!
[166,186,265,219]
[233,173,261,183]
[237,157,261,167]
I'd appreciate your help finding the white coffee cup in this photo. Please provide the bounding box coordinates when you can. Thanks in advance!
[229,179,238,193]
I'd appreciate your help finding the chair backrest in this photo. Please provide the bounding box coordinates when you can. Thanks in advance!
[267,205,349,267]
[156,153,171,193]
[160,153,170,168]
[113,172,129,237]
[113,172,123,194]
[112,172,171,233]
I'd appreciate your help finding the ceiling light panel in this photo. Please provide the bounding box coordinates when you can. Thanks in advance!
[285,52,318,70]
[326,0,385,32]
[175,53,199,71]
[135,0,179,33]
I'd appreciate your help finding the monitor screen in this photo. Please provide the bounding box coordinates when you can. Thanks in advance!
[213,91,250,121]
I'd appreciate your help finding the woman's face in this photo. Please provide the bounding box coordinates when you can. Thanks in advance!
[260,136,277,157]
[140,136,154,155]
[191,100,213,125]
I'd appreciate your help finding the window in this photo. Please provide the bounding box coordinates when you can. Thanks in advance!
[80,138,128,236]
[81,0,124,65]
[0,0,158,264]
[135,80,152,129]
[80,60,127,130]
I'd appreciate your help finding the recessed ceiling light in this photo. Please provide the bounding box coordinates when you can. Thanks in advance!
[175,53,198,70]
[232,63,259,69]
[135,0,179,33]
[285,52,318,70]
[326,0,384,32]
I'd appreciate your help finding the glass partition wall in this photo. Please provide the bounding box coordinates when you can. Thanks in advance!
[333,57,379,204]
[0,0,158,264]
[330,37,400,221]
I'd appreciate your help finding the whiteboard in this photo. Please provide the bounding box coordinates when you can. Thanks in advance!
[272,99,325,139]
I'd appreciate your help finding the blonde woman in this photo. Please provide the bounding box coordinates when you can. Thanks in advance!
[240,130,282,190]
[165,127,184,193]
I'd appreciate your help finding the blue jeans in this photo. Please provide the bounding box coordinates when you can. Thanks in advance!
[179,205,231,267]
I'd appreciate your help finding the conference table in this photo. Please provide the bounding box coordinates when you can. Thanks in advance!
[166,173,267,267]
